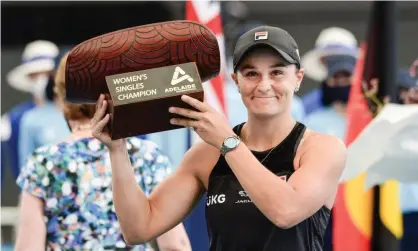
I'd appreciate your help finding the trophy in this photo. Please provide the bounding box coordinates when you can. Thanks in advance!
[65,21,221,139]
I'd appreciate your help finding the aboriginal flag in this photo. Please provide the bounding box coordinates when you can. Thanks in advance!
[333,2,402,251]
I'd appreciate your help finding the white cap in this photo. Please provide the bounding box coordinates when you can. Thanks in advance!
[301,27,359,81]
[6,40,59,92]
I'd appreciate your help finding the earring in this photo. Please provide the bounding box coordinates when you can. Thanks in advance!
[237,88,241,93]
[294,87,299,92]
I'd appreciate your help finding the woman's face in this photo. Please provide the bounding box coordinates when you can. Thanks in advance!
[231,47,304,119]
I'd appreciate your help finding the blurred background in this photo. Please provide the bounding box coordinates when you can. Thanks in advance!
[1,1,418,251]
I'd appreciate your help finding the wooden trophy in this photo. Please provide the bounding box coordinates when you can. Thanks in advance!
[65,20,221,139]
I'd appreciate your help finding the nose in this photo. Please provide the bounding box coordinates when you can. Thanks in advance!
[256,75,274,93]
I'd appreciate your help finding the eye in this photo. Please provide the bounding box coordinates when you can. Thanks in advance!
[245,71,258,77]
[271,70,283,76]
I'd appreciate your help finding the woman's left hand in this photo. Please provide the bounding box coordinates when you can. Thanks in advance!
[169,95,235,150]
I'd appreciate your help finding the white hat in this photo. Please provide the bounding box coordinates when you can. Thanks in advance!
[301,27,359,82]
[6,40,59,92]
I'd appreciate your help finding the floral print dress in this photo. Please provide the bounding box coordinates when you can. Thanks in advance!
[17,136,172,250]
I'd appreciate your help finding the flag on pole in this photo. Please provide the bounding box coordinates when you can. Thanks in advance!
[184,1,227,250]
[333,42,375,251]
[333,2,402,251]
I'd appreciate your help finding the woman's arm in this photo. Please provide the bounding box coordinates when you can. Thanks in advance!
[156,223,192,251]
[109,141,216,245]
[224,133,346,228]
[15,192,46,251]
[91,94,216,245]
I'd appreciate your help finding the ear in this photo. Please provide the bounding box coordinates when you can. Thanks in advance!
[231,72,241,93]
[295,67,305,90]
[231,72,239,87]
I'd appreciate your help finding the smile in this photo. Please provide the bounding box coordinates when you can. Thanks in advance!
[252,96,276,99]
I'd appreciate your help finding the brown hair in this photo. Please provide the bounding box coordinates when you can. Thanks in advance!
[54,53,96,120]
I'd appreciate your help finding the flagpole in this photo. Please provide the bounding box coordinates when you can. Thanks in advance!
[367,2,400,251]
[375,1,398,103]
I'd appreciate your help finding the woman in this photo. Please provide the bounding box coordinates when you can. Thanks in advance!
[91,26,347,250]
[15,54,191,251]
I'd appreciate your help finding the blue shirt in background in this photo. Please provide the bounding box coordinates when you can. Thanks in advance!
[303,106,347,140]
[18,102,71,171]
[400,184,418,213]
[1,100,36,181]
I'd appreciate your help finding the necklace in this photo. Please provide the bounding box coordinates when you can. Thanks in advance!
[241,125,279,164]
[260,144,279,164]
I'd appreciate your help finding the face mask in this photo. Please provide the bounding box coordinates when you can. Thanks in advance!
[31,75,49,101]
[321,82,351,106]
[45,77,55,101]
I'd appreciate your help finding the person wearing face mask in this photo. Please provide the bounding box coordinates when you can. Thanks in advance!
[16,50,72,178]
[300,27,359,116]
[1,40,62,181]
[303,54,356,140]
[90,26,347,251]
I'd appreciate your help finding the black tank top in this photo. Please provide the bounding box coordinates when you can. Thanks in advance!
[205,122,331,251]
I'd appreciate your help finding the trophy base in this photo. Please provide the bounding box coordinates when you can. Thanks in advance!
[106,91,204,140]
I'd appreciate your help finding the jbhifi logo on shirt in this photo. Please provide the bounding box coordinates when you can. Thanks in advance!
[206,194,226,206]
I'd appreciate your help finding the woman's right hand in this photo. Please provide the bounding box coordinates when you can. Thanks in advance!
[91,94,125,150]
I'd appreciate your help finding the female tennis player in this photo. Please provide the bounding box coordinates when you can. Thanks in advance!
[91,25,347,251]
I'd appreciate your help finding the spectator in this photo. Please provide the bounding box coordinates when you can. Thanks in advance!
[303,54,357,139]
[14,53,191,251]
[17,50,72,173]
[300,27,359,115]
[1,41,60,181]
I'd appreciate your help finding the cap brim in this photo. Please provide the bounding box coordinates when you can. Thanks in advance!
[6,59,55,92]
[234,42,298,72]
[328,62,355,77]
[300,49,327,82]
[301,48,361,82]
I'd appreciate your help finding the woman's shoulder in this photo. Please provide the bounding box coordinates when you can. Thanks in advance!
[29,141,70,162]
[295,127,346,157]
[301,129,346,149]
[17,140,97,197]
[28,137,107,167]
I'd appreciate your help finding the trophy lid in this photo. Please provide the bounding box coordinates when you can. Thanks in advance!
[65,20,221,103]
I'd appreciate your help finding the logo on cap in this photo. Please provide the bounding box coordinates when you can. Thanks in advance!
[254,31,268,41]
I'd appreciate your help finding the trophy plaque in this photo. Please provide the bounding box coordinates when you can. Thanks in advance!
[65,20,221,139]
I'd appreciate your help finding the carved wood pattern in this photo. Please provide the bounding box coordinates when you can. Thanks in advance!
[65,21,220,103]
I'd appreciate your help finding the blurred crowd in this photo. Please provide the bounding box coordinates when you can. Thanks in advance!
[1,5,418,251]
